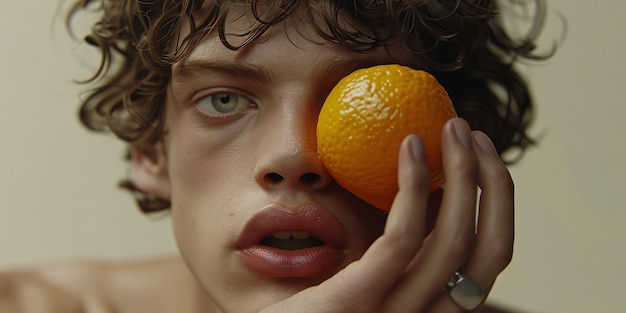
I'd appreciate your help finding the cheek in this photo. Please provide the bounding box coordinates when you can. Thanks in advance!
[165,122,255,261]
[168,124,250,201]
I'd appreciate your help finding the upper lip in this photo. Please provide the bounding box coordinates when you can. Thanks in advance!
[235,203,347,251]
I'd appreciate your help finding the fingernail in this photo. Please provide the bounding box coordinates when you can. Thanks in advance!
[473,131,499,158]
[407,135,425,161]
[452,118,473,149]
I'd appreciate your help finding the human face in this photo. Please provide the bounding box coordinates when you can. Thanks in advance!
[161,15,419,313]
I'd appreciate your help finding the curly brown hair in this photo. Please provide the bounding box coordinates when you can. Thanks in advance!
[67,0,551,213]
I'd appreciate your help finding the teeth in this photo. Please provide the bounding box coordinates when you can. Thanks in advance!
[292,231,312,239]
[272,231,292,239]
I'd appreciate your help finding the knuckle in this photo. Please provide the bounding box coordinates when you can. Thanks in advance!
[489,239,514,271]
[492,164,514,187]
[401,161,430,191]
[432,230,474,261]
[382,231,420,257]
[482,158,515,191]
[493,172,514,198]
[448,153,479,183]
[449,234,475,261]
[501,172,515,192]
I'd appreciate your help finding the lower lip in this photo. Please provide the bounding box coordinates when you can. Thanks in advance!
[238,245,344,277]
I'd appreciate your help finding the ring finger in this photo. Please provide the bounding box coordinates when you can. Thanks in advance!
[428,131,515,312]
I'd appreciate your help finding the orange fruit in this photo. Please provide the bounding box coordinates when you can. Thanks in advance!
[317,64,457,211]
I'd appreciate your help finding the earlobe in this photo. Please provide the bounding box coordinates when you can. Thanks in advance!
[130,143,171,201]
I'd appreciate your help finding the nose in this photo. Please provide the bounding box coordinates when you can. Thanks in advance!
[254,106,332,192]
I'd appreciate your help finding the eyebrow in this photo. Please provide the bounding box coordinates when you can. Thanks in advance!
[172,59,273,85]
[172,56,385,92]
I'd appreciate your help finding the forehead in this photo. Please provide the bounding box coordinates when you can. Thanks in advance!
[177,1,418,69]
[187,1,416,54]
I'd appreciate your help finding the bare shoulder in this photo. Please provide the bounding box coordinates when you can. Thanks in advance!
[0,261,102,313]
[0,256,199,313]
[97,256,204,312]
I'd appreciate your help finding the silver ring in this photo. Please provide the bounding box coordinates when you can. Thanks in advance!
[447,272,484,310]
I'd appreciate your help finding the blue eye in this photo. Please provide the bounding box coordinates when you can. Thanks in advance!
[196,92,254,116]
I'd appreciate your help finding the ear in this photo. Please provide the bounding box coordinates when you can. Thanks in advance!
[130,143,171,201]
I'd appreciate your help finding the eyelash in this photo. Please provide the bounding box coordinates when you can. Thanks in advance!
[192,89,256,120]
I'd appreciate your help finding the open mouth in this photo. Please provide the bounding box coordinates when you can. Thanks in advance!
[237,204,347,277]
[260,231,324,250]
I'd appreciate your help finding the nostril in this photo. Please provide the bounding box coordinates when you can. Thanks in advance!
[265,173,284,183]
[262,172,324,186]
[300,173,321,184]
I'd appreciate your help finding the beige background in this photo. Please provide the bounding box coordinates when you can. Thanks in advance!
[1,1,625,312]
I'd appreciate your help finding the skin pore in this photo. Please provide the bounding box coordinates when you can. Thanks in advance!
[1,2,519,313]
[141,16,421,312]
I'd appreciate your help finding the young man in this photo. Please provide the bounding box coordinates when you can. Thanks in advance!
[0,0,546,312]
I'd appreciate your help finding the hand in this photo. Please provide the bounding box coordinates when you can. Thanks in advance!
[260,118,514,313]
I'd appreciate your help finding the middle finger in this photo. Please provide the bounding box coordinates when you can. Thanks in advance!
[385,118,479,312]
